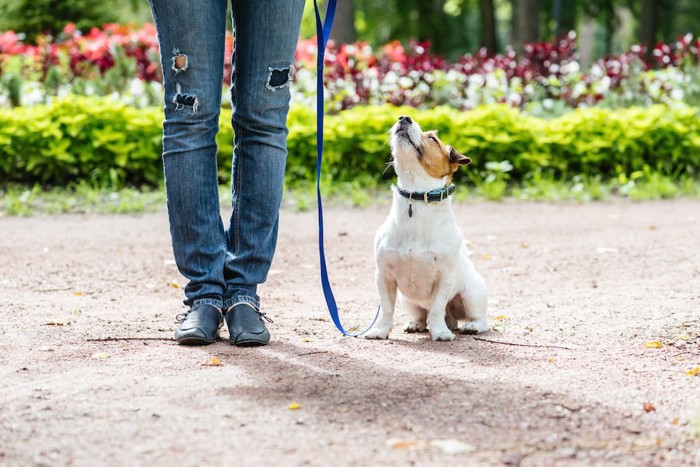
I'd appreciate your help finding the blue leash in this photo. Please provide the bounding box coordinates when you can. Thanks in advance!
[313,0,379,336]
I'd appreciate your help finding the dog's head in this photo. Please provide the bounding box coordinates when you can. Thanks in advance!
[389,116,471,188]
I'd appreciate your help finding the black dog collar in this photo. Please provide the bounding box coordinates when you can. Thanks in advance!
[396,184,456,203]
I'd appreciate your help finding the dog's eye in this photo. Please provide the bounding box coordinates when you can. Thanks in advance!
[428,135,437,142]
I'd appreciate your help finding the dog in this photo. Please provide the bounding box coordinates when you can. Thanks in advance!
[364,115,489,341]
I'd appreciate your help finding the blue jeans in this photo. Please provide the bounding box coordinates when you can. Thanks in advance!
[149,0,305,311]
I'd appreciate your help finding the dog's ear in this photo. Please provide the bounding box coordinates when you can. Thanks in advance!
[448,146,471,165]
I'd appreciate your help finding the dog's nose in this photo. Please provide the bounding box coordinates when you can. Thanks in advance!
[398,115,413,124]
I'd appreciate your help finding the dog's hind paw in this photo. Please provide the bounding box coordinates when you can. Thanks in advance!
[459,319,490,335]
[404,320,428,333]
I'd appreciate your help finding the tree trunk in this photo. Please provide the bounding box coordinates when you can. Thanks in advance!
[514,0,540,52]
[480,0,498,53]
[329,0,357,44]
[640,0,659,61]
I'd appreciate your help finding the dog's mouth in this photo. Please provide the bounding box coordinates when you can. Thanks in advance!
[394,127,423,157]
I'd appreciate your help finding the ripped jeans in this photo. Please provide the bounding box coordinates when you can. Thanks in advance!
[149,0,305,311]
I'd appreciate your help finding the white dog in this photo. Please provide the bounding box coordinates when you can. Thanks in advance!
[364,115,490,341]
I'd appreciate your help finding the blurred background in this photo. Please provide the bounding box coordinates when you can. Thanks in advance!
[1,0,699,210]
[2,0,699,61]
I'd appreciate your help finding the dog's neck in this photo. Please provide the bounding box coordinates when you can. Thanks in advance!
[395,169,450,194]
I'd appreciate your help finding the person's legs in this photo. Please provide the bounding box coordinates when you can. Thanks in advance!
[150,0,228,310]
[223,0,305,312]
[150,0,228,344]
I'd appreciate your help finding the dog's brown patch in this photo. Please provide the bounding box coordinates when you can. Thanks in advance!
[418,131,471,182]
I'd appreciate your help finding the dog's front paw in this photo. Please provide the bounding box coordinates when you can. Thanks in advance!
[364,324,392,340]
[459,319,490,335]
[404,320,428,333]
[430,328,455,341]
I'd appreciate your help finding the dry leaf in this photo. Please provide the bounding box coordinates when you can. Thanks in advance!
[287,402,301,410]
[671,418,681,425]
[168,281,181,289]
[643,403,656,413]
[548,357,558,363]
[647,225,657,230]
[91,352,111,360]
[520,242,530,248]
[492,314,507,321]
[387,439,421,450]
[686,366,700,377]
[480,253,492,260]
[202,357,223,367]
[73,291,83,296]
[643,341,663,348]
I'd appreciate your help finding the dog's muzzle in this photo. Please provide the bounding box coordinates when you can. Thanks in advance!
[394,116,422,156]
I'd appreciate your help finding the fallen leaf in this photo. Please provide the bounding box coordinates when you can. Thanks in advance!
[168,281,181,289]
[480,253,492,260]
[387,438,421,450]
[492,314,507,321]
[548,357,558,363]
[686,366,700,377]
[91,352,111,360]
[430,439,475,454]
[202,357,223,367]
[671,418,681,425]
[520,242,530,248]
[643,403,656,413]
[73,291,83,296]
[302,338,311,343]
[287,402,301,410]
[643,341,663,348]
[647,225,657,230]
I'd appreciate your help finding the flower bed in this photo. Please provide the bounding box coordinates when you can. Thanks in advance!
[2,24,700,113]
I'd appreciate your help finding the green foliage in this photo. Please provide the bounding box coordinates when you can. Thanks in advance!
[0,97,163,187]
[2,97,700,194]
[0,0,121,39]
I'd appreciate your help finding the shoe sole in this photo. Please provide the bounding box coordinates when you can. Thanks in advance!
[230,337,269,347]
[176,336,216,346]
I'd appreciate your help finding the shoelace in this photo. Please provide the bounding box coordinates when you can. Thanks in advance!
[255,311,274,324]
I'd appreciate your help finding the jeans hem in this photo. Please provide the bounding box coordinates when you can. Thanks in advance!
[192,298,224,310]
[224,295,260,312]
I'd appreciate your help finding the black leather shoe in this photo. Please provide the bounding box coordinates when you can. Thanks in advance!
[225,303,271,347]
[174,303,223,345]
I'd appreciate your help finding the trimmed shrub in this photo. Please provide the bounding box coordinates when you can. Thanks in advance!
[1,97,699,188]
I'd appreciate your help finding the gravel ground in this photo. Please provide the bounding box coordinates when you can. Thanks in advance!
[0,199,699,466]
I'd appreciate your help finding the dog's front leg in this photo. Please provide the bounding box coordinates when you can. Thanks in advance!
[364,274,397,339]
[427,284,456,341]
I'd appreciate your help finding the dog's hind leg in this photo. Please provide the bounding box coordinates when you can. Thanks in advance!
[457,272,490,334]
[365,274,397,340]
[403,298,428,333]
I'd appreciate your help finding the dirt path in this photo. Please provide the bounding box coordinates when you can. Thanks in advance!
[1,199,699,466]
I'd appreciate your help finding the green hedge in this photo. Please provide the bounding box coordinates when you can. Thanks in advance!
[1,97,699,188]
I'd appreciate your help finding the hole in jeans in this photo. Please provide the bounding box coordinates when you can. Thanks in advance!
[171,48,188,74]
[173,83,199,113]
[266,66,294,91]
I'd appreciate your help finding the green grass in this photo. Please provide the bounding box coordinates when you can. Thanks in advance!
[0,182,166,216]
[2,176,700,217]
